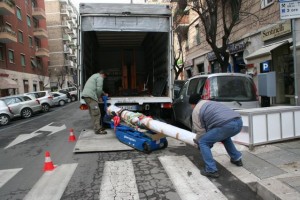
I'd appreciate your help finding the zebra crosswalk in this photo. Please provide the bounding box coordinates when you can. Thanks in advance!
[0,156,228,200]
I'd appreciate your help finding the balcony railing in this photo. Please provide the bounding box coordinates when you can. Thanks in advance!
[35,47,49,57]
[0,0,15,15]
[33,28,48,39]
[32,7,46,19]
[59,0,68,4]
[65,60,74,67]
[0,25,17,43]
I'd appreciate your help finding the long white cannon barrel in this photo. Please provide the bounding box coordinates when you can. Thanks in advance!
[107,105,196,146]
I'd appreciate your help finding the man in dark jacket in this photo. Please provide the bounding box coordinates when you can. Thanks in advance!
[81,70,108,135]
[189,94,243,178]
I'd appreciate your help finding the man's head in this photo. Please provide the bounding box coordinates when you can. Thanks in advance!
[99,70,107,78]
[189,94,201,108]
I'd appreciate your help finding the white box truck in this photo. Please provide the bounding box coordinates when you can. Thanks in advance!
[78,3,174,118]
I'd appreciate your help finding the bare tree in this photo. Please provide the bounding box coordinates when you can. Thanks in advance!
[36,64,50,90]
[56,67,68,89]
[186,0,243,72]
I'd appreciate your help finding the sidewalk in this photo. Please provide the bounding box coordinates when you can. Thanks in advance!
[212,139,300,200]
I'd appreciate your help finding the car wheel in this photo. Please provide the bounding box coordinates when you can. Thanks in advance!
[59,100,65,106]
[42,103,50,112]
[71,95,76,102]
[67,98,71,103]
[0,114,10,126]
[21,108,33,118]
[143,142,152,154]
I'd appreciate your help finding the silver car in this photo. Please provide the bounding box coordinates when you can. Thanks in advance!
[172,73,260,130]
[25,91,54,112]
[52,92,70,106]
[0,100,14,126]
[0,94,42,119]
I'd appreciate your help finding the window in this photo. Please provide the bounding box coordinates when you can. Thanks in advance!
[195,24,200,45]
[261,0,274,9]
[18,31,23,43]
[31,58,37,68]
[29,36,33,47]
[16,7,22,20]
[21,54,26,66]
[0,47,3,60]
[8,50,14,63]
[27,16,31,27]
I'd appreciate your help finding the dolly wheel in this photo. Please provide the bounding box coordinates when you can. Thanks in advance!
[143,142,152,154]
[162,140,168,149]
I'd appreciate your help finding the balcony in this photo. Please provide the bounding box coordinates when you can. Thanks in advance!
[0,0,15,15]
[63,46,72,54]
[33,28,48,39]
[35,47,49,57]
[67,40,76,47]
[66,28,76,35]
[61,21,71,30]
[60,8,70,17]
[65,60,74,67]
[0,25,17,43]
[32,7,46,19]
[63,34,71,42]
[59,0,68,4]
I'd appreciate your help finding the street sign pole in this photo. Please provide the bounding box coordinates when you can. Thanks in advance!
[292,19,298,105]
[280,0,299,105]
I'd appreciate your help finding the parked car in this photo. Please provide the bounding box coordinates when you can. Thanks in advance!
[0,100,14,126]
[0,94,42,119]
[52,92,70,106]
[57,89,72,100]
[59,87,77,102]
[172,73,259,130]
[25,91,54,112]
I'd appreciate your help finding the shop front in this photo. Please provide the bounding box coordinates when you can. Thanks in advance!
[244,20,293,105]
[0,73,18,97]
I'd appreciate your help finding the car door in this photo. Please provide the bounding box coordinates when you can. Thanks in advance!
[4,97,23,117]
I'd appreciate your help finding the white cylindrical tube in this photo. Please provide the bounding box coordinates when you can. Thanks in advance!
[107,105,196,146]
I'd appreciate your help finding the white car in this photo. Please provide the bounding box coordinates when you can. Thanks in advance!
[59,87,77,102]
[52,92,71,106]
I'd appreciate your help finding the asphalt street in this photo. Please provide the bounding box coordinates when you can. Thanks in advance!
[0,102,262,200]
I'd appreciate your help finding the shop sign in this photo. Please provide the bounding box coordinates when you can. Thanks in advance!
[228,41,247,55]
[207,52,217,61]
[261,21,291,41]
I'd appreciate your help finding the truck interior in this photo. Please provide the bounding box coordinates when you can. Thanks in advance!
[81,31,170,97]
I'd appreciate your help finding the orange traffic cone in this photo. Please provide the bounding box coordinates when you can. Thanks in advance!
[43,151,55,171]
[69,128,76,142]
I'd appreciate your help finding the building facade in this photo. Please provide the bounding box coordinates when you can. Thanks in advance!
[45,0,77,91]
[173,0,300,106]
[0,0,49,97]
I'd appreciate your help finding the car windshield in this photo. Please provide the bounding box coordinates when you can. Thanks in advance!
[210,76,256,101]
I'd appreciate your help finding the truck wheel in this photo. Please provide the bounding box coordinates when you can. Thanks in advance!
[143,142,152,154]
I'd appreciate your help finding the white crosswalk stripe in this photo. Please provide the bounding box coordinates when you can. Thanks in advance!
[100,160,139,200]
[159,156,227,200]
[0,168,22,188]
[0,156,229,199]
[23,163,78,200]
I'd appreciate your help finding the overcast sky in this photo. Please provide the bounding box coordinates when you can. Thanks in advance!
[70,0,146,11]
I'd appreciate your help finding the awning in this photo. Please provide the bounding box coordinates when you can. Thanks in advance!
[245,39,291,61]
[0,77,18,89]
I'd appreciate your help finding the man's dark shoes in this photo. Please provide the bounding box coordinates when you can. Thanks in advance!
[230,158,243,166]
[200,169,219,178]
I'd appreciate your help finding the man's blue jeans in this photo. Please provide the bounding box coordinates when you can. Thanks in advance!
[198,118,243,173]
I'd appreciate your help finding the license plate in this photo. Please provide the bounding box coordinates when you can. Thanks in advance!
[118,105,138,111]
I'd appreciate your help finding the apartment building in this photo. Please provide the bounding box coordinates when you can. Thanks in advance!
[0,0,49,97]
[173,0,300,106]
[45,0,77,91]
